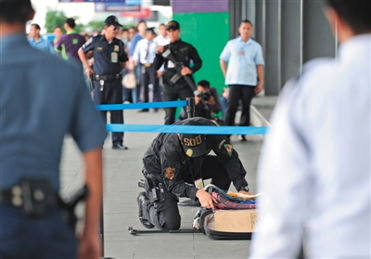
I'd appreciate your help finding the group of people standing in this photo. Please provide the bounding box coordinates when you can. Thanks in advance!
[27,16,266,147]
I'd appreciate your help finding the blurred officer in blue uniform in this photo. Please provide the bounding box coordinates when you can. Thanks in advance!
[250,0,371,258]
[0,0,106,258]
[79,15,129,150]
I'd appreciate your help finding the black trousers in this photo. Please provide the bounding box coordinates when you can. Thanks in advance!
[225,85,256,126]
[142,156,231,230]
[163,83,193,125]
[93,79,124,145]
[140,65,160,103]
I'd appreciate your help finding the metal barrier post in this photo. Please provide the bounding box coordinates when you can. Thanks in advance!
[186,97,195,118]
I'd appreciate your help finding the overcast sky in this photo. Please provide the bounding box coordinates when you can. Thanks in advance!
[30,0,96,31]
[29,0,171,33]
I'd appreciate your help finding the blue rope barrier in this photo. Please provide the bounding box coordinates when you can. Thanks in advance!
[106,124,269,135]
[97,100,187,111]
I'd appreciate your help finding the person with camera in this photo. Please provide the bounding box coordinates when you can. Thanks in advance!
[179,80,221,121]
[153,20,202,125]
[194,80,221,119]
[136,117,250,230]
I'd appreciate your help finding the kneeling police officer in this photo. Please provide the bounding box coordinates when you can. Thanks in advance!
[137,117,250,230]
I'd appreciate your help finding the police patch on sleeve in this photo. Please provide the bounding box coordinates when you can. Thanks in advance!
[164,167,175,180]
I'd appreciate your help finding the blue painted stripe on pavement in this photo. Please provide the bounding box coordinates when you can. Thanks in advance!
[97,100,187,111]
[106,124,269,135]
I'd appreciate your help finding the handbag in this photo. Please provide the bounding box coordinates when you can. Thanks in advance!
[122,72,136,89]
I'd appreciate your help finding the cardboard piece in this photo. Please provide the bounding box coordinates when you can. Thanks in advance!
[209,209,257,233]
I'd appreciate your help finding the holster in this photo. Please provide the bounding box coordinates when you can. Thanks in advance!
[138,170,166,204]
[58,185,89,231]
[0,178,59,219]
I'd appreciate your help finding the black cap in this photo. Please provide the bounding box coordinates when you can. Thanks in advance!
[104,15,122,27]
[180,134,208,157]
[178,117,215,158]
[166,20,180,31]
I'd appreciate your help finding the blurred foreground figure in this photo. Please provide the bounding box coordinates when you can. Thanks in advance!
[0,1,106,258]
[250,0,371,258]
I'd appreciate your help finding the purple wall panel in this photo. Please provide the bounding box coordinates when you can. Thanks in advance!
[172,0,228,13]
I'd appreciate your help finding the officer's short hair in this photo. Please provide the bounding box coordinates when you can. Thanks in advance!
[0,0,33,23]
[197,80,210,88]
[326,0,371,34]
[240,19,253,27]
[65,18,76,29]
[31,23,40,31]
[137,20,146,28]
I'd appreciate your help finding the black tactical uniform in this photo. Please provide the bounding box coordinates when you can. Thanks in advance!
[81,17,128,148]
[153,23,202,125]
[137,117,249,230]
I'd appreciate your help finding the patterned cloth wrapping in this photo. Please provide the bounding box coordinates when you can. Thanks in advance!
[211,192,257,210]
[204,184,259,209]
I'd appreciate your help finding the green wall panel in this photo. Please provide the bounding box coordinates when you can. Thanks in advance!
[173,12,230,94]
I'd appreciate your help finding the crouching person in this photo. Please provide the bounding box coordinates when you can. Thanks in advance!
[137,117,250,230]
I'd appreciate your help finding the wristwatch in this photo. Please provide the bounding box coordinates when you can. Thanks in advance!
[239,186,249,192]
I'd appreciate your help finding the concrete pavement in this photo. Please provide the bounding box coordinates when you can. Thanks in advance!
[60,96,276,259]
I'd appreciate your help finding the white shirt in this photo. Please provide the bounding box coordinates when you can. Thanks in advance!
[220,37,264,86]
[132,38,158,64]
[250,34,371,258]
[154,34,170,46]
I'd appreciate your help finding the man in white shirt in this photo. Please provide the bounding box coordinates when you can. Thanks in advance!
[220,20,264,141]
[250,0,371,258]
[133,27,159,111]
[154,23,170,47]
[154,23,170,94]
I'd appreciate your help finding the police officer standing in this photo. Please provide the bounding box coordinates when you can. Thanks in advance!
[137,117,250,230]
[0,0,106,258]
[78,15,129,150]
[154,20,202,125]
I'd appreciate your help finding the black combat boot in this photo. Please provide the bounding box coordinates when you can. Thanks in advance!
[137,192,155,229]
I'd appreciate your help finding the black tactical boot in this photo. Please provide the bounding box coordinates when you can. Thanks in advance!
[137,192,155,229]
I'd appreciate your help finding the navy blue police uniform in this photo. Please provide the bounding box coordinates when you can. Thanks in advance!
[81,30,128,148]
[137,117,249,230]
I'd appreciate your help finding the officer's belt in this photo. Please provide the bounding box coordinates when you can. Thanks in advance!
[0,184,58,209]
[93,73,121,81]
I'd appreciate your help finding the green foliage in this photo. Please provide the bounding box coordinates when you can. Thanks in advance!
[45,10,86,33]
[45,10,67,33]
[87,20,105,33]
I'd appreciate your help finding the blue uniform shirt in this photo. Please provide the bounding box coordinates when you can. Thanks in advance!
[28,36,55,54]
[0,34,107,190]
[81,34,128,75]
[220,37,264,86]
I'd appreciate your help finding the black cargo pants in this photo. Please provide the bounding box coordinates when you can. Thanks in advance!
[93,78,124,145]
[142,156,232,230]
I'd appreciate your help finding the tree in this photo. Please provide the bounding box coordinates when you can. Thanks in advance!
[45,10,67,33]
[87,20,105,33]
